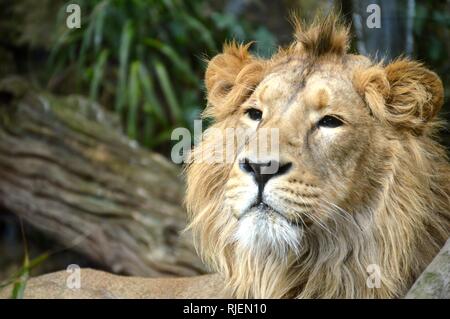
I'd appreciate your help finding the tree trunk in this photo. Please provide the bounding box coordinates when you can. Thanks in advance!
[0,76,206,277]
[351,0,415,60]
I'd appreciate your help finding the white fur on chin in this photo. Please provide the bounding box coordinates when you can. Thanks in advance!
[233,211,303,260]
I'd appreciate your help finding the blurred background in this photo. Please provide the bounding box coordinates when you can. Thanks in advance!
[0,0,449,297]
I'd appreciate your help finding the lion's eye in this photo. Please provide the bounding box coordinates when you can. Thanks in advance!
[246,108,263,121]
[317,115,343,128]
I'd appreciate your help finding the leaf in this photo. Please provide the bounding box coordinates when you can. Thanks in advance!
[138,63,168,125]
[180,13,217,52]
[11,268,29,299]
[144,38,198,85]
[143,113,155,148]
[47,2,84,69]
[154,60,182,124]
[153,129,176,147]
[77,10,96,79]
[115,20,134,113]
[89,49,109,102]
[127,61,141,139]
[93,0,109,53]
[12,218,29,300]
[0,251,50,298]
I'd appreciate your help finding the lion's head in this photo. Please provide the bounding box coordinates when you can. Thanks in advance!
[185,13,450,298]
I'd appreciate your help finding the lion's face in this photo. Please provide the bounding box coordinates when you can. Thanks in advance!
[224,59,380,255]
[186,14,448,298]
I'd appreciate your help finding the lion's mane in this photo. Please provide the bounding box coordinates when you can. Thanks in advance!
[185,13,450,298]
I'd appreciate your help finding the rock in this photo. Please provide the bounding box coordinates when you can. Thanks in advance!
[0,269,224,299]
[2,237,449,299]
[405,238,450,299]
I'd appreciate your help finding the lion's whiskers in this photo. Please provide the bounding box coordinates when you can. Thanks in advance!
[318,199,363,233]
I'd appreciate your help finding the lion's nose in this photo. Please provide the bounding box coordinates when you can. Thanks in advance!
[239,158,292,192]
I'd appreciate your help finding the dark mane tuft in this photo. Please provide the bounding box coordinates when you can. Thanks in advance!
[293,12,350,58]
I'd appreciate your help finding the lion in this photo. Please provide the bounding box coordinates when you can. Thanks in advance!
[3,12,449,300]
[185,12,450,299]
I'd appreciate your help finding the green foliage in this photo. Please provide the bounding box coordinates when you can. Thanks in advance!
[48,0,277,149]
[0,220,49,299]
[8,253,49,299]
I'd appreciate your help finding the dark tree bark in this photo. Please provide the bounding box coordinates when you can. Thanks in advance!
[0,76,206,277]
[350,0,415,60]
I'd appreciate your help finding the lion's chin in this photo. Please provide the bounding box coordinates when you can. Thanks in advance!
[233,208,303,258]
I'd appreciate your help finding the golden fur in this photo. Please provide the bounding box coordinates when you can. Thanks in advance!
[185,13,450,298]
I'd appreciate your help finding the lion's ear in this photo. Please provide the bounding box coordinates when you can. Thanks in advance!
[355,59,444,134]
[204,42,266,121]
